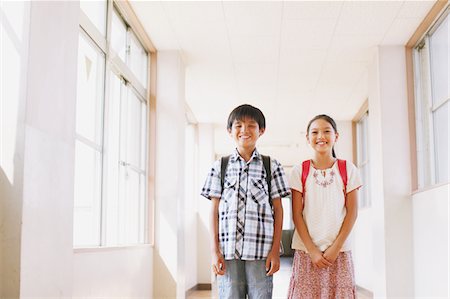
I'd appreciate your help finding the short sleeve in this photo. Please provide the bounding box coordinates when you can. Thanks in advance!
[346,162,362,193]
[270,159,291,199]
[200,160,222,200]
[289,165,303,193]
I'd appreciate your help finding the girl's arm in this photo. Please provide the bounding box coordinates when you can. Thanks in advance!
[292,189,332,268]
[210,198,226,275]
[323,188,358,263]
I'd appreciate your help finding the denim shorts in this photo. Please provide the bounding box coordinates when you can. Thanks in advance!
[217,259,273,299]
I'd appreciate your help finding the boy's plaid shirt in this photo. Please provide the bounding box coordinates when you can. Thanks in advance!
[201,149,291,260]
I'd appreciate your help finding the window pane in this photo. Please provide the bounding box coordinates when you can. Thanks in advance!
[429,13,450,108]
[126,90,142,168]
[80,0,106,36]
[103,73,123,245]
[129,32,148,88]
[139,174,147,243]
[123,168,140,244]
[140,102,147,171]
[76,33,105,145]
[111,9,127,62]
[433,101,449,183]
[73,140,102,246]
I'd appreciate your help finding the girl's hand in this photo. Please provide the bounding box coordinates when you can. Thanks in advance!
[265,249,280,276]
[323,244,340,264]
[309,248,332,269]
[212,250,226,275]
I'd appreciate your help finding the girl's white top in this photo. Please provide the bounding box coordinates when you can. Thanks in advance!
[289,160,362,252]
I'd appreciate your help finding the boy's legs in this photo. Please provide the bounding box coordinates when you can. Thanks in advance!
[245,260,273,299]
[217,259,246,299]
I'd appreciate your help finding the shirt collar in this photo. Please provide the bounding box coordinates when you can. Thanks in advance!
[230,148,261,163]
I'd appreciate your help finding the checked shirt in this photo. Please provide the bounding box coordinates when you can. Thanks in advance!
[201,149,291,260]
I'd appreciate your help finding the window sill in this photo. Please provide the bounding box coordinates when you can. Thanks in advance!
[74,243,153,254]
[412,181,450,195]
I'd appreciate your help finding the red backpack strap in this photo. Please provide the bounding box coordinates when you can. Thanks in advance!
[337,159,347,194]
[301,160,311,195]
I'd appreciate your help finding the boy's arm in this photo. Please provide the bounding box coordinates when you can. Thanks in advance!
[266,197,283,275]
[210,197,226,275]
[292,189,332,268]
[323,189,358,263]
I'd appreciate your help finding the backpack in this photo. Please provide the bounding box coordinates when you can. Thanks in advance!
[220,155,272,207]
[301,159,348,196]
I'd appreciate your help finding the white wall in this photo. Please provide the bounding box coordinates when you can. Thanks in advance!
[0,2,154,298]
[73,247,153,298]
[0,1,30,297]
[412,184,449,298]
[365,46,414,298]
[197,124,215,285]
[19,2,79,296]
[153,50,186,298]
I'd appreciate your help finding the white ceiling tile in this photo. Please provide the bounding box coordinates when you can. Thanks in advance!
[281,19,336,49]
[230,35,280,63]
[283,1,343,20]
[223,2,283,36]
[382,18,424,45]
[162,1,224,23]
[335,1,403,36]
[397,1,435,19]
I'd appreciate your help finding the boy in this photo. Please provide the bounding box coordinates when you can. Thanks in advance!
[201,104,291,298]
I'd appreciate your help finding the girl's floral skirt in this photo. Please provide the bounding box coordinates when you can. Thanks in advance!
[288,250,356,299]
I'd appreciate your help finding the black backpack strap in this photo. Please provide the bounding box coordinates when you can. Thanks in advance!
[220,155,230,191]
[261,155,272,206]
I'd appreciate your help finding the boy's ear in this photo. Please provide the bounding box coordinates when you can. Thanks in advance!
[259,128,265,135]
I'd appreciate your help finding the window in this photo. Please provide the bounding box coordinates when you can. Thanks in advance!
[413,7,449,188]
[74,0,150,247]
[356,111,370,209]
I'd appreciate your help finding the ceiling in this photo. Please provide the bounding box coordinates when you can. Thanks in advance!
[130,0,435,145]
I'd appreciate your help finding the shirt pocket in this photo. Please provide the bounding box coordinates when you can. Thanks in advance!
[222,175,237,203]
[250,177,269,205]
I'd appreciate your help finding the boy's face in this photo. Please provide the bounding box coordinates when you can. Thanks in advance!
[228,117,265,151]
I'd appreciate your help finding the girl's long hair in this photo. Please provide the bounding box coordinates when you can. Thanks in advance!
[306,114,338,158]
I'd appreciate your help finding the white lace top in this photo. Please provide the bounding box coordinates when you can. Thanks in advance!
[289,160,362,252]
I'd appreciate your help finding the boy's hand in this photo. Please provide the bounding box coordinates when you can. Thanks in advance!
[212,251,226,275]
[309,248,332,269]
[323,244,340,264]
[265,250,280,276]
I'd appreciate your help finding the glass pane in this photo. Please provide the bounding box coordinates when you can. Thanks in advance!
[103,73,123,245]
[111,9,127,63]
[139,174,147,243]
[433,101,449,184]
[76,33,105,145]
[124,169,140,244]
[80,0,106,36]
[129,32,148,88]
[429,14,450,108]
[140,102,147,171]
[126,89,141,168]
[73,140,102,246]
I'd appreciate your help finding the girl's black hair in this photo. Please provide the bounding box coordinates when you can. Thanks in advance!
[227,104,266,130]
[306,114,338,158]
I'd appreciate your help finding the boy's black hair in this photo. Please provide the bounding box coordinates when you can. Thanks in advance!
[227,104,266,130]
[306,114,338,158]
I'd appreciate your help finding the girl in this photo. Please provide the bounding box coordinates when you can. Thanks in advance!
[287,114,362,298]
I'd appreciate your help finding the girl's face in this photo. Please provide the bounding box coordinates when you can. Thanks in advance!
[307,118,339,155]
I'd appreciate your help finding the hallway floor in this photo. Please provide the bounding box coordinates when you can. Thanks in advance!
[188,257,372,299]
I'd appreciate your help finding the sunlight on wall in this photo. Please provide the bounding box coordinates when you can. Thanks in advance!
[0,1,27,183]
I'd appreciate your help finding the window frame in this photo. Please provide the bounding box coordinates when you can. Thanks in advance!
[411,6,450,190]
[74,0,156,249]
